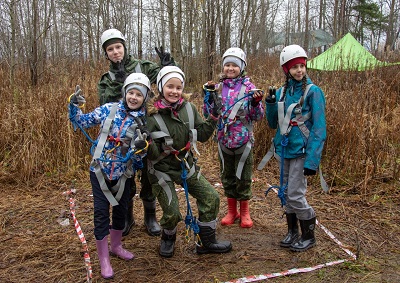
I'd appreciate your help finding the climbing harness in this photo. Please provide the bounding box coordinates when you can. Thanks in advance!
[148,102,203,245]
[148,103,200,205]
[258,84,329,207]
[264,135,288,207]
[69,102,148,206]
[203,84,259,180]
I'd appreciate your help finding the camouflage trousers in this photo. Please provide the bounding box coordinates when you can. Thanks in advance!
[219,148,253,200]
[151,172,220,229]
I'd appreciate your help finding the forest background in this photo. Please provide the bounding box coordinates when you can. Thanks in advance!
[0,0,399,282]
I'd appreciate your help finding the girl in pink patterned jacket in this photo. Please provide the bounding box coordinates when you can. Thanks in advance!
[203,47,264,228]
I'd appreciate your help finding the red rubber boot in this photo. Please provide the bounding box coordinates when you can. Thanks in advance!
[221,198,240,226]
[239,200,253,228]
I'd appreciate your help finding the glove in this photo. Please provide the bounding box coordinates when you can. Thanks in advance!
[211,92,222,117]
[69,85,86,107]
[155,46,175,67]
[265,86,276,104]
[203,81,217,105]
[134,118,151,141]
[251,89,264,106]
[304,168,316,176]
[115,61,127,83]
[134,129,148,150]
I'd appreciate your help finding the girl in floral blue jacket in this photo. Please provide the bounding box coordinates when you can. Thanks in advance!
[68,73,151,279]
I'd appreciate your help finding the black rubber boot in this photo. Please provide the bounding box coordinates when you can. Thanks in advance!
[122,199,135,236]
[159,228,176,258]
[196,220,232,254]
[290,217,316,252]
[143,200,161,236]
[280,213,299,248]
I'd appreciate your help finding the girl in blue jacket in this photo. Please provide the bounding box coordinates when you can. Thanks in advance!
[68,73,151,279]
[265,45,326,252]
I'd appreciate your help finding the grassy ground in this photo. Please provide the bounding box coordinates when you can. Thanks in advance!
[1,151,399,283]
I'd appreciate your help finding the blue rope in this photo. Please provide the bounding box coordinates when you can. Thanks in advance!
[68,104,96,144]
[203,90,213,116]
[68,103,143,169]
[265,135,288,207]
[180,161,200,241]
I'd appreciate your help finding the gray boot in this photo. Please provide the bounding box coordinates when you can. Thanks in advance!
[143,200,161,236]
[280,213,299,248]
[196,220,232,254]
[290,217,316,252]
[159,227,177,258]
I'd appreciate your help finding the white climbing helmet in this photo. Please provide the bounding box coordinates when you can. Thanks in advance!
[222,47,247,67]
[122,73,151,101]
[280,45,308,66]
[156,66,185,93]
[101,28,126,50]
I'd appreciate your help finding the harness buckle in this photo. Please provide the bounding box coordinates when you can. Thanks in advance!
[171,150,179,155]
[289,120,298,126]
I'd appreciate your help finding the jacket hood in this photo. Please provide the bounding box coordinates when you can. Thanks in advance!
[146,92,192,115]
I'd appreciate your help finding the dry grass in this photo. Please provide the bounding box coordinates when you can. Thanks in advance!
[0,56,399,282]
[1,56,399,190]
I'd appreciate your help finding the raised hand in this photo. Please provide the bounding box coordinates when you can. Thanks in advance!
[155,46,175,67]
[69,85,86,107]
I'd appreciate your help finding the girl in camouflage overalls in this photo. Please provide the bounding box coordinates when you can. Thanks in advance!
[146,66,232,258]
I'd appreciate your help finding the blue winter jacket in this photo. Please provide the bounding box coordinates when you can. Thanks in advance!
[72,101,145,180]
[266,77,326,171]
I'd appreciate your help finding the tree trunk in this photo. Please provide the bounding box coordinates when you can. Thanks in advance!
[385,0,396,51]
[138,0,143,59]
[10,0,17,88]
[30,0,39,86]
[304,0,310,49]
[167,0,177,64]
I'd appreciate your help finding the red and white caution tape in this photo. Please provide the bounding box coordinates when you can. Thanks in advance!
[222,259,350,283]
[221,182,356,283]
[63,188,93,283]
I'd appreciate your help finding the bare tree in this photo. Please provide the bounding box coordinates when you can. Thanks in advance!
[217,0,233,54]
[9,0,17,87]
[385,0,397,51]
[0,0,399,85]
[29,0,39,85]
[138,0,143,58]
[304,0,310,49]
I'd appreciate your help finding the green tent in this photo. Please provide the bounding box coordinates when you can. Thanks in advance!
[307,33,400,71]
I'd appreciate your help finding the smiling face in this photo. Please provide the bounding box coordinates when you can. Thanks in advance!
[288,63,307,81]
[223,63,241,79]
[162,77,183,104]
[105,42,125,63]
[125,88,145,110]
